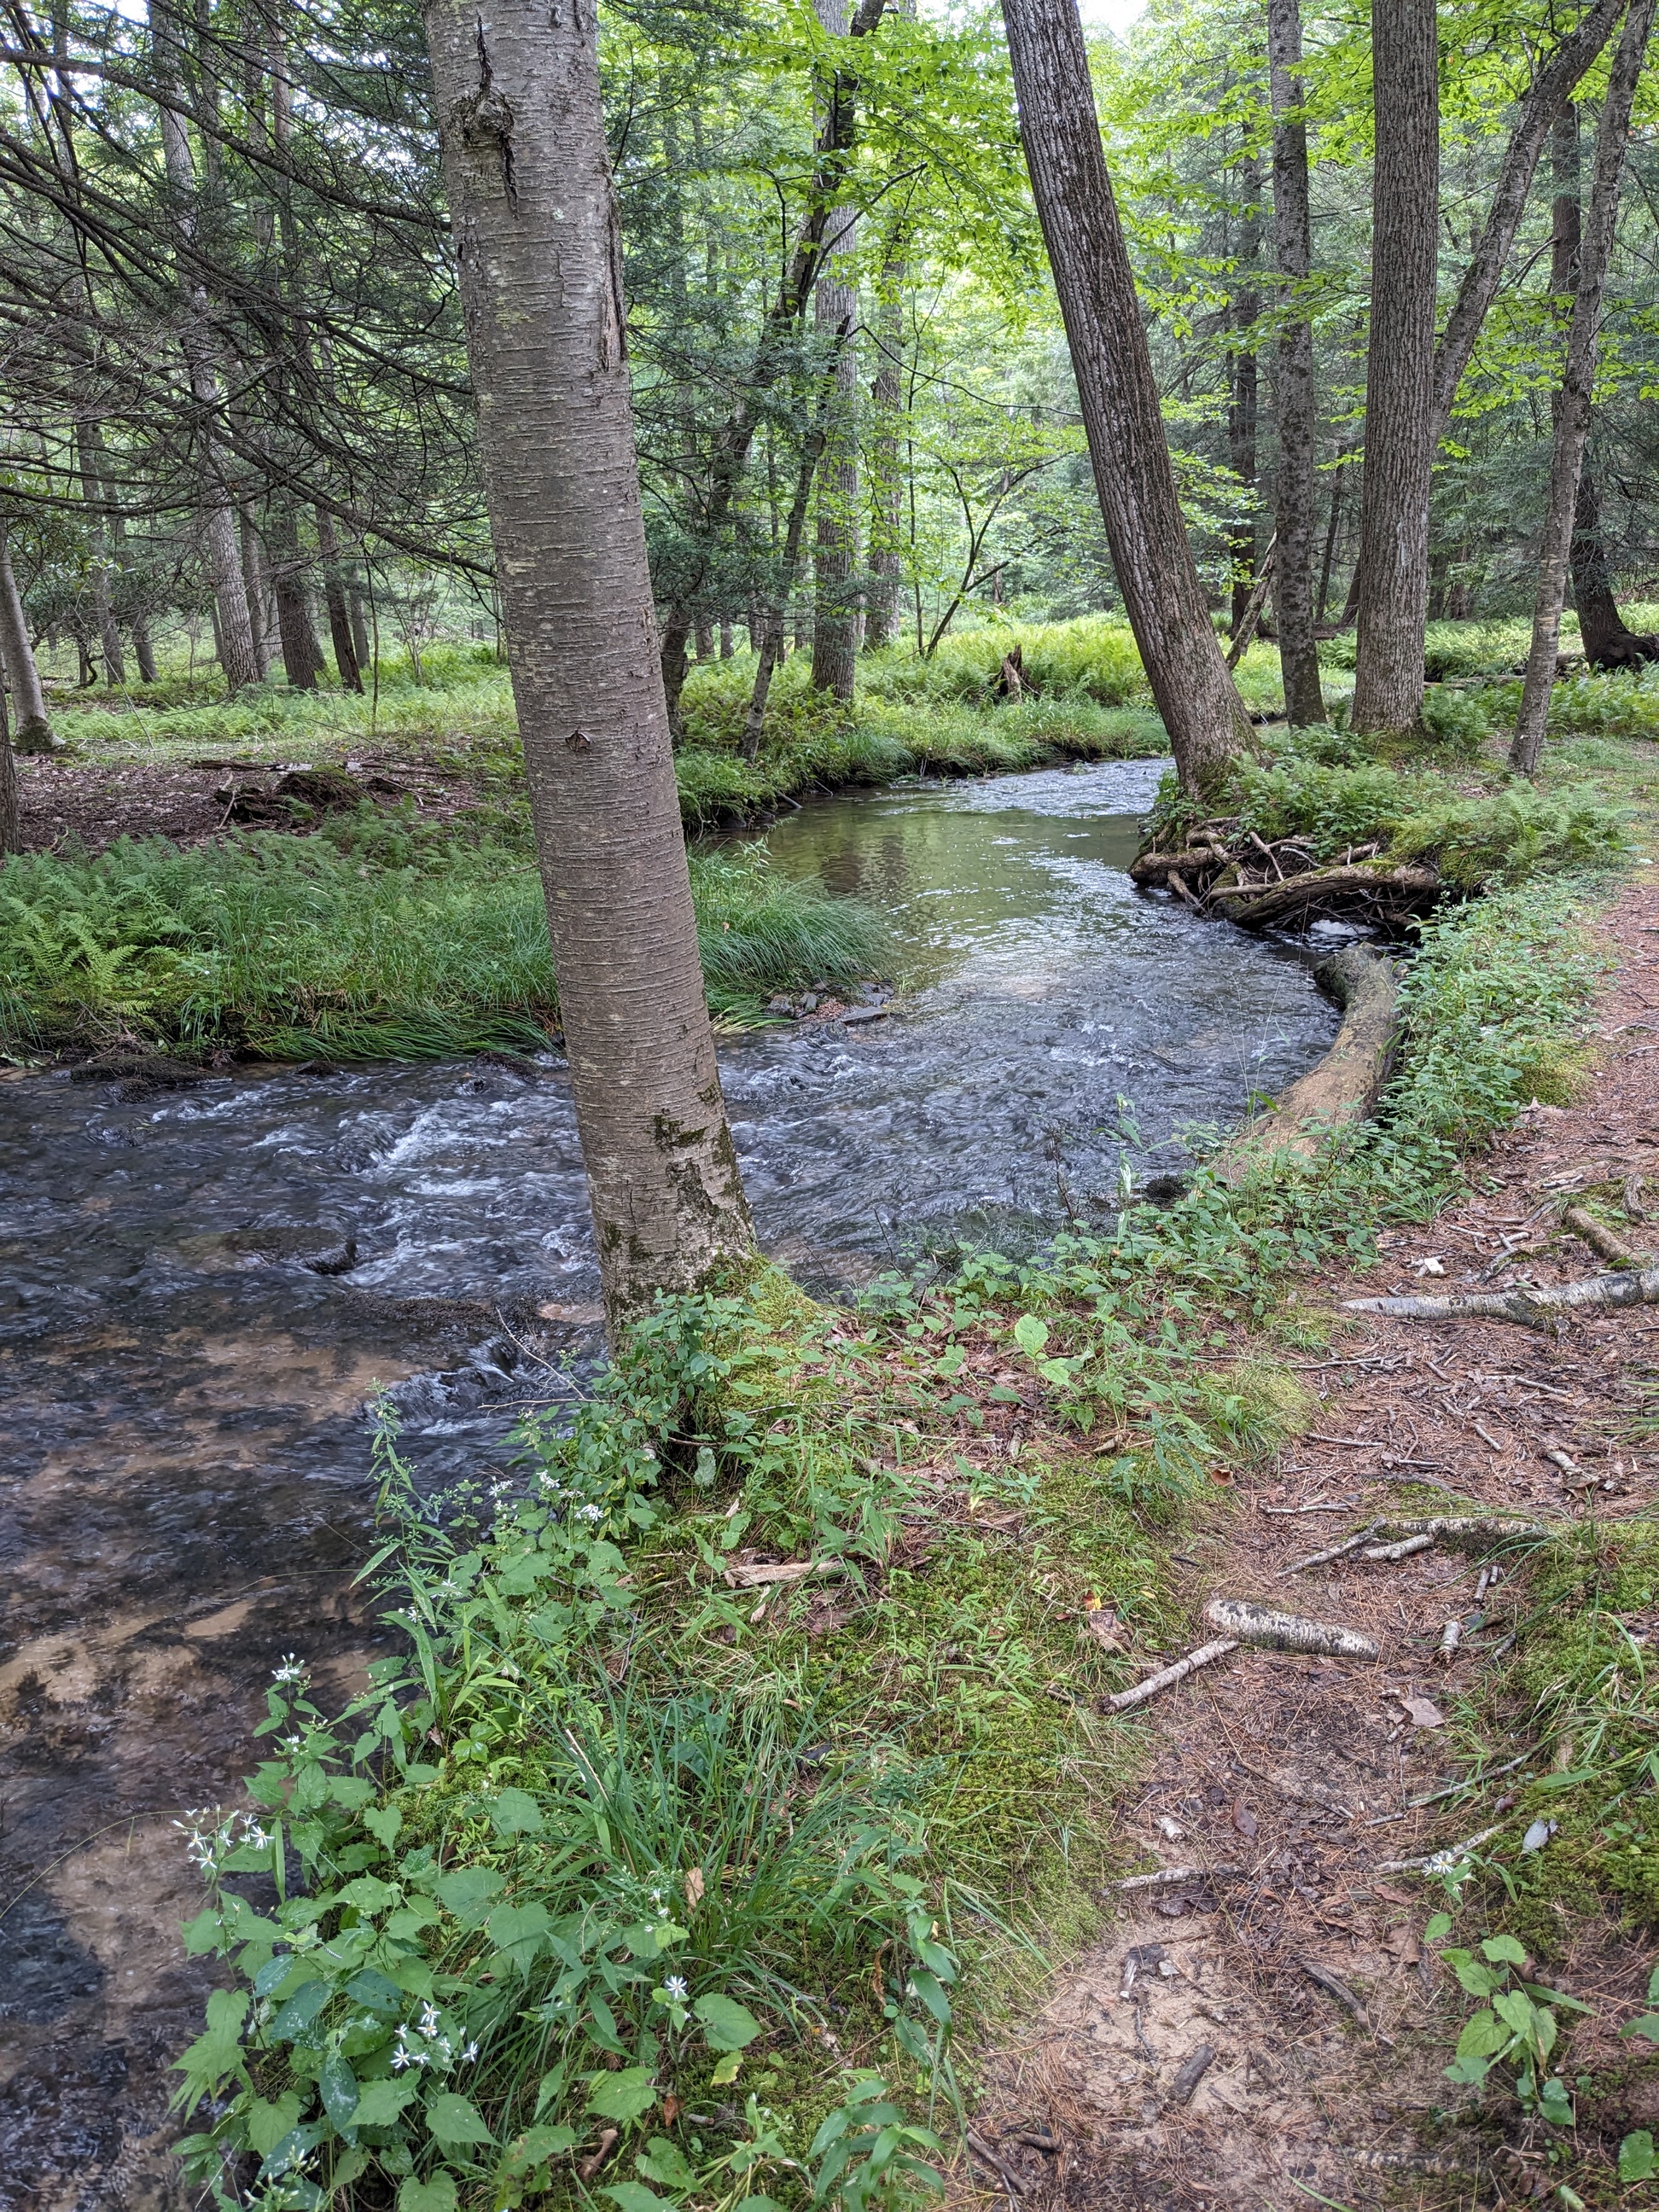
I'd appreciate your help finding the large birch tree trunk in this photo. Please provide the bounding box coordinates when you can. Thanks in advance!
[1511,0,1655,775]
[1000,0,1249,793]
[424,0,755,1324]
[1266,0,1325,725]
[1350,0,1438,737]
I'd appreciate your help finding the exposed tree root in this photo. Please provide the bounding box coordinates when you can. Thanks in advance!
[1130,814,1441,931]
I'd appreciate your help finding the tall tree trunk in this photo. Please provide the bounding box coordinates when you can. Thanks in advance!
[267,503,323,690]
[1227,154,1260,638]
[316,510,364,690]
[1000,0,1249,792]
[1266,0,1325,725]
[1548,105,1655,672]
[746,374,836,758]
[348,574,371,672]
[864,247,905,651]
[75,422,125,684]
[811,0,860,702]
[1512,0,1656,774]
[1351,0,1438,736]
[0,638,16,856]
[424,0,755,1324]
[151,2,259,693]
[240,508,272,680]
[657,0,893,727]
[0,526,55,754]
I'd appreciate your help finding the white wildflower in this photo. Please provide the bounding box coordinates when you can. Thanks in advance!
[664,1976,689,2001]
[271,1655,308,1685]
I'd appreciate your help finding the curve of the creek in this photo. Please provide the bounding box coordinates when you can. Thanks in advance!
[0,756,1343,2208]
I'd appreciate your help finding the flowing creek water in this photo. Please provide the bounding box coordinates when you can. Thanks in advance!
[0,756,1341,2207]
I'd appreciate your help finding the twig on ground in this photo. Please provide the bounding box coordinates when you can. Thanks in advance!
[966,2130,1030,2198]
[1363,1533,1434,1563]
[1167,2043,1216,2104]
[1375,1823,1504,1874]
[1376,1516,1554,1549]
[1561,1204,1641,1266]
[1299,1957,1391,2043]
[1277,1522,1382,1578]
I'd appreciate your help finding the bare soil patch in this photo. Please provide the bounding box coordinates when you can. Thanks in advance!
[965,881,1659,2209]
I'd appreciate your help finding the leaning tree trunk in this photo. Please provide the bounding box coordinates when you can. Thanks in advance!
[1000,0,1250,792]
[1351,0,1438,737]
[1266,0,1326,725]
[0,526,55,754]
[424,0,755,1324]
[1512,0,1656,776]
[810,0,860,703]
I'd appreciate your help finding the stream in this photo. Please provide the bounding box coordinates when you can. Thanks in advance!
[0,756,1341,2208]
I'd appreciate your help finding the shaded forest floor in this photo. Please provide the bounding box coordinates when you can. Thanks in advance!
[963,881,1659,2209]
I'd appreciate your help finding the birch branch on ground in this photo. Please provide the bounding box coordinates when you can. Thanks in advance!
[1346,1264,1659,1326]
[1106,1638,1237,1711]
[1204,1598,1378,1657]
[1375,1516,1554,1549]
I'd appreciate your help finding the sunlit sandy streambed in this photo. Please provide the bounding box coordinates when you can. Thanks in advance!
[0,756,1340,2206]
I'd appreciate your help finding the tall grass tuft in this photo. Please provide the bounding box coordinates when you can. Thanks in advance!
[0,828,885,1061]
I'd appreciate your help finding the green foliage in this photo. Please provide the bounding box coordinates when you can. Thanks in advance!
[0,832,884,1060]
[1429,1923,1590,2124]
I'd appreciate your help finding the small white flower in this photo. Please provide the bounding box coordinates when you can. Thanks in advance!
[460,2039,480,2064]
[419,2001,442,2039]
[664,1976,689,2001]
[579,1502,603,1522]
[271,1655,308,1685]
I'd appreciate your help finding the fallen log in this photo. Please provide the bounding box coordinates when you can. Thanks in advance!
[1220,946,1400,1175]
[1561,1204,1642,1266]
[1345,1264,1659,1327]
[1374,1515,1554,1549]
[1203,1598,1377,1658]
[1128,847,1231,888]
[1210,861,1441,930]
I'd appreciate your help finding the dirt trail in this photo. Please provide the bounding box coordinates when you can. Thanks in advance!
[968,882,1659,2209]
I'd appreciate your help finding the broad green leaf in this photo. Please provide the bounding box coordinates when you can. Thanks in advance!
[487,1900,553,1970]
[337,1874,399,1914]
[1493,1990,1540,2040]
[345,1967,403,2016]
[398,2178,457,2212]
[488,1787,544,1836]
[1449,1958,1501,1999]
[710,2051,744,2086]
[318,2052,359,2128]
[1424,1912,1452,1943]
[353,2075,419,2126]
[1619,2129,1656,2182]
[1620,2012,1659,2043]
[637,2137,697,2189]
[424,2090,494,2146]
[906,1969,952,2025]
[501,2122,578,2174]
[694,1993,763,2050]
[1481,1935,1527,1965]
[603,2186,672,2212]
[270,1981,329,2041]
[434,1866,504,1927]
[1453,2009,1511,2061]
[585,2066,659,2122]
[1012,1314,1048,1357]
[364,1803,403,1851]
[1536,2076,1573,2127]
[246,2093,304,2157]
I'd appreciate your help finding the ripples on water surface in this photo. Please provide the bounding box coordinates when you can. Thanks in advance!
[0,757,1337,2203]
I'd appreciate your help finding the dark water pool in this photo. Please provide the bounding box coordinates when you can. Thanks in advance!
[0,757,1337,2206]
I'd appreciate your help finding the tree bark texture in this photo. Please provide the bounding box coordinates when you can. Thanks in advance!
[75,422,125,684]
[1430,0,1623,442]
[425,0,755,1323]
[1512,0,1655,774]
[746,366,836,758]
[0,526,55,753]
[1227,156,1260,638]
[151,2,260,693]
[1000,0,1249,792]
[1266,0,1325,725]
[1351,0,1439,736]
[239,508,273,680]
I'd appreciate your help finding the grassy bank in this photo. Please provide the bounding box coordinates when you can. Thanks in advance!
[0,824,885,1062]
[170,809,1642,2206]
